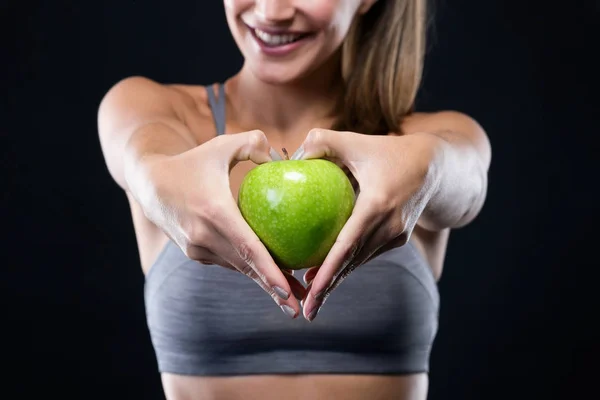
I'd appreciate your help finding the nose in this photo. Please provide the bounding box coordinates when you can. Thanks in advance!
[254,0,295,22]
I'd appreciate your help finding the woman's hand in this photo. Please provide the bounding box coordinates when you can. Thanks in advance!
[294,129,445,321]
[137,130,306,318]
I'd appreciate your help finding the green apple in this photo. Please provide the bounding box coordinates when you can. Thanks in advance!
[238,157,355,270]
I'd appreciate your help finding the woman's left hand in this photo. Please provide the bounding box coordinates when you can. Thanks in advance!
[293,128,445,322]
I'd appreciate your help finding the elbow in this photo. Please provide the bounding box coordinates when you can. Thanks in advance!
[451,161,489,229]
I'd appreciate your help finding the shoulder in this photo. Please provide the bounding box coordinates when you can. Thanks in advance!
[100,76,209,116]
[99,76,219,141]
[399,110,485,136]
[101,76,182,105]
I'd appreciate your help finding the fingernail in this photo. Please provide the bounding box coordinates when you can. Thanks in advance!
[273,286,290,300]
[269,147,283,161]
[280,305,296,318]
[290,146,304,160]
[307,306,320,322]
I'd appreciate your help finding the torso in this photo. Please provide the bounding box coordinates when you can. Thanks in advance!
[126,82,449,400]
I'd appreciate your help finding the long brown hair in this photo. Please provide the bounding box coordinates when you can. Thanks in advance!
[333,0,427,135]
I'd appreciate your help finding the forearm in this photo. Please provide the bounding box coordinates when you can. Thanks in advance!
[123,122,196,205]
[414,114,491,231]
[97,76,197,193]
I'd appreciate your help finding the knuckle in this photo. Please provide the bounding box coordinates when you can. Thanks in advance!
[198,201,223,223]
[366,192,392,212]
[185,224,209,246]
[182,243,200,260]
[305,129,324,147]
[247,130,266,149]
[242,268,275,299]
[236,240,256,268]
[237,262,254,277]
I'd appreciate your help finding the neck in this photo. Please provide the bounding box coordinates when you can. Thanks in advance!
[228,54,344,138]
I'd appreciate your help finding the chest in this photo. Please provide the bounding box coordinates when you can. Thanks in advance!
[145,243,439,354]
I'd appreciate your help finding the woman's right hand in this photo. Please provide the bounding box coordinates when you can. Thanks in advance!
[135,130,305,318]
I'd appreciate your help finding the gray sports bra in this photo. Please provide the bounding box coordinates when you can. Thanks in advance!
[144,83,440,376]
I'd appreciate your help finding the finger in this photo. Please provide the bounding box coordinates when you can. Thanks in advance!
[294,129,361,170]
[318,231,392,301]
[269,148,283,161]
[364,234,409,264]
[225,130,274,167]
[302,282,324,322]
[283,272,308,301]
[300,282,312,308]
[302,198,383,320]
[316,228,407,311]
[342,228,403,273]
[182,244,237,271]
[303,267,319,285]
[315,232,404,309]
[211,199,301,317]
[293,129,346,160]
[309,196,381,300]
[283,269,308,301]
[219,238,301,318]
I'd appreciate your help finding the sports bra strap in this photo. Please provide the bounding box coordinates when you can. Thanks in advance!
[205,84,226,135]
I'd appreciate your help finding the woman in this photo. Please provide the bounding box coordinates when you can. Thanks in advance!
[98,0,491,399]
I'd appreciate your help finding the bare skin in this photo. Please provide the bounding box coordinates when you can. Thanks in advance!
[124,81,449,400]
[97,0,492,395]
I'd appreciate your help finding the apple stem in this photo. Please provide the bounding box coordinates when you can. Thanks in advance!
[282,148,289,160]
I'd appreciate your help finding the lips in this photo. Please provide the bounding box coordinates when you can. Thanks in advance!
[253,28,308,47]
[245,22,313,45]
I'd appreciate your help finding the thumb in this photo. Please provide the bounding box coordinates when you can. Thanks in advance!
[292,129,356,161]
[223,130,274,166]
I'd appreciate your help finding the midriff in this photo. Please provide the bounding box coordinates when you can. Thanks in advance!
[161,373,429,400]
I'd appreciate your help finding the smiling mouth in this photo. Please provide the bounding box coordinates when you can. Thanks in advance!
[250,27,312,47]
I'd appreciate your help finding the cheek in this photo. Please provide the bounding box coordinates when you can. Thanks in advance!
[223,0,250,42]
[223,0,253,25]
[308,3,338,31]
[307,2,358,44]
[223,0,252,12]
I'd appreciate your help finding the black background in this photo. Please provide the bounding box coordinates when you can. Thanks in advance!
[2,1,596,399]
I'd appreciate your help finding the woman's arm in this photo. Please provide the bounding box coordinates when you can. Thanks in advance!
[401,111,492,232]
[97,76,198,196]
[295,112,491,319]
[97,76,306,313]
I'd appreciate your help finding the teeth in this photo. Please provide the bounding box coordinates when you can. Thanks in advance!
[254,29,302,46]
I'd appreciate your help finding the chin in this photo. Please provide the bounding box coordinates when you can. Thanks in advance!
[248,62,309,86]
